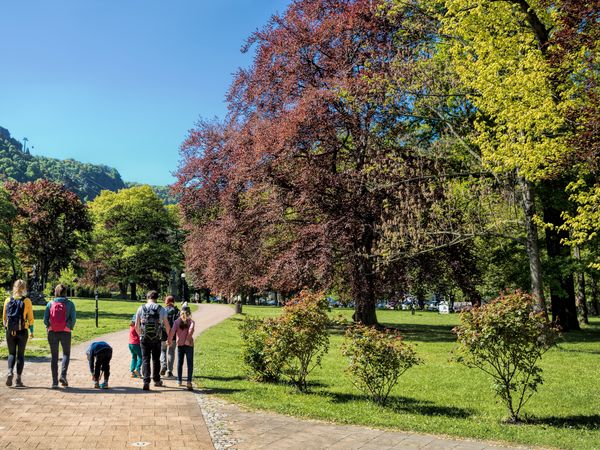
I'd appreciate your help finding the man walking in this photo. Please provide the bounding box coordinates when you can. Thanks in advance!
[44,284,76,389]
[135,290,171,390]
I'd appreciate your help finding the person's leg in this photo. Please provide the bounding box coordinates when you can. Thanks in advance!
[6,332,17,385]
[160,341,167,374]
[141,341,151,385]
[167,341,176,374]
[103,348,112,383]
[15,330,29,382]
[59,332,72,384]
[151,341,161,384]
[47,331,60,386]
[129,344,137,373]
[134,344,143,373]
[185,346,194,384]
[177,346,184,384]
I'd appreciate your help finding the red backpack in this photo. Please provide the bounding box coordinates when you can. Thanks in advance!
[49,300,68,332]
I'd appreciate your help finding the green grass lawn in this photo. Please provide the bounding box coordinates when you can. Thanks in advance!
[0,297,142,358]
[195,306,600,449]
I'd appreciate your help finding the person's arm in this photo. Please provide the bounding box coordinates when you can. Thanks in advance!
[68,300,77,330]
[43,302,51,329]
[188,319,195,339]
[162,313,171,338]
[168,319,178,345]
[24,298,34,337]
[87,347,95,375]
[2,300,7,328]
[135,308,142,336]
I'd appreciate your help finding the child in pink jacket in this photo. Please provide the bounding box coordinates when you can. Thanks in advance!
[167,306,195,390]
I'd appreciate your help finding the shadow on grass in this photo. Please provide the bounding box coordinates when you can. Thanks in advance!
[327,392,473,418]
[201,387,246,395]
[527,414,600,430]
[200,375,247,382]
[380,323,456,343]
[75,311,135,321]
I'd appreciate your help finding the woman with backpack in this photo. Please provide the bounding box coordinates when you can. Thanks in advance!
[3,279,34,387]
[160,295,179,378]
[43,284,77,389]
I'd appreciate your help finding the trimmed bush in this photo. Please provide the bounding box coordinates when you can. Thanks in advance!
[342,325,420,405]
[453,291,558,423]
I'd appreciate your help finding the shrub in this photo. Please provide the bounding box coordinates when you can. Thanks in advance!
[342,325,420,405]
[453,290,558,423]
[271,290,330,391]
[239,316,284,382]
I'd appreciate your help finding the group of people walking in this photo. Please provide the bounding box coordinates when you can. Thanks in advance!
[3,280,196,391]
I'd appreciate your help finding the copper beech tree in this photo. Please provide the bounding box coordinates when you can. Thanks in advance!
[175,0,481,325]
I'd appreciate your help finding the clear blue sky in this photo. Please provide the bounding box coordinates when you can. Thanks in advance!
[0,0,290,186]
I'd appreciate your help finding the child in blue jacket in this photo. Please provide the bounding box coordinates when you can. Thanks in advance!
[86,341,113,389]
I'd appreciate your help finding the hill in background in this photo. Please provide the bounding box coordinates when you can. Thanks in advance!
[0,126,176,203]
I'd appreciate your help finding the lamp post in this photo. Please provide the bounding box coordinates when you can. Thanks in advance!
[95,269,99,328]
[181,272,188,303]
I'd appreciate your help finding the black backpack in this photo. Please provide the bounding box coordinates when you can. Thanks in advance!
[6,297,26,334]
[166,305,180,328]
[140,304,162,342]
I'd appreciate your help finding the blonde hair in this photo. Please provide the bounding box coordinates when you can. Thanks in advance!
[12,279,27,298]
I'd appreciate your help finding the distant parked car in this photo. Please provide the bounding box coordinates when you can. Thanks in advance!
[426,301,439,311]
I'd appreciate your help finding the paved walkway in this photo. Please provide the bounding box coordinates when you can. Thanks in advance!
[197,395,531,450]
[1,304,534,449]
[0,303,234,449]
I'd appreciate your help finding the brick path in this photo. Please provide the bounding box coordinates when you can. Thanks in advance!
[0,303,234,449]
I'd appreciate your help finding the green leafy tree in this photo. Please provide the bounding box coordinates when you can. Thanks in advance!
[0,186,19,283]
[88,185,179,297]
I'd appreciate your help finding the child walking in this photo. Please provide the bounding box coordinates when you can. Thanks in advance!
[86,341,113,389]
[167,306,195,390]
[129,315,142,378]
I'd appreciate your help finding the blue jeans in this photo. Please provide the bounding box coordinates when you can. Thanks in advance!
[47,331,71,384]
[177,345,194,383]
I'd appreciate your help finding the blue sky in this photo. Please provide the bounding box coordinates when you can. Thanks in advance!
[0,0,290,186]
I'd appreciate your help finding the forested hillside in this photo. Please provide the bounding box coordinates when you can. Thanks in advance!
[0,126,173,202]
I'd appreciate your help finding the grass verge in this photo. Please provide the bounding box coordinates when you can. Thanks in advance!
[195,306,600,449]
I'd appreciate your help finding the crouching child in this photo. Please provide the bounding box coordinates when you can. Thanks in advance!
[87,341,113,389]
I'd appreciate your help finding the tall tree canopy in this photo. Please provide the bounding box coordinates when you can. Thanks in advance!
[176,0,482,324]
[4,179,92,289]
[88,185,180,295]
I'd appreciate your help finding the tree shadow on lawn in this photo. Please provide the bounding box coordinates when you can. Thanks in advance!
[200,375,247,382]
[526,414,600,430]
[379,323,456,343]
[326,392,473,418]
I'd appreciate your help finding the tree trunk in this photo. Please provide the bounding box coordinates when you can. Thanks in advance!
[351,228,378,326]
[130,282,137,301]
[590,273,599,316]
[118,282,127,299]
[573,246,589,324]
[519,178,547,316]
[544,206,580,331]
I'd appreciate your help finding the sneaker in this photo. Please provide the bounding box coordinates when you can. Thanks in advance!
[59,376,69,387]
[6,374,13,387]
[131,372,138,379]
[142,383,150,391]
[134,369,142,378]
[160,367,166,376]
[186,382,193,391]
[94,381,100,388]
[100,382,109,389]
[15,377,24,388]
[154,380,164,387]
[51,384,59,389]
[177,380,183,387]
[167,371,173,378]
